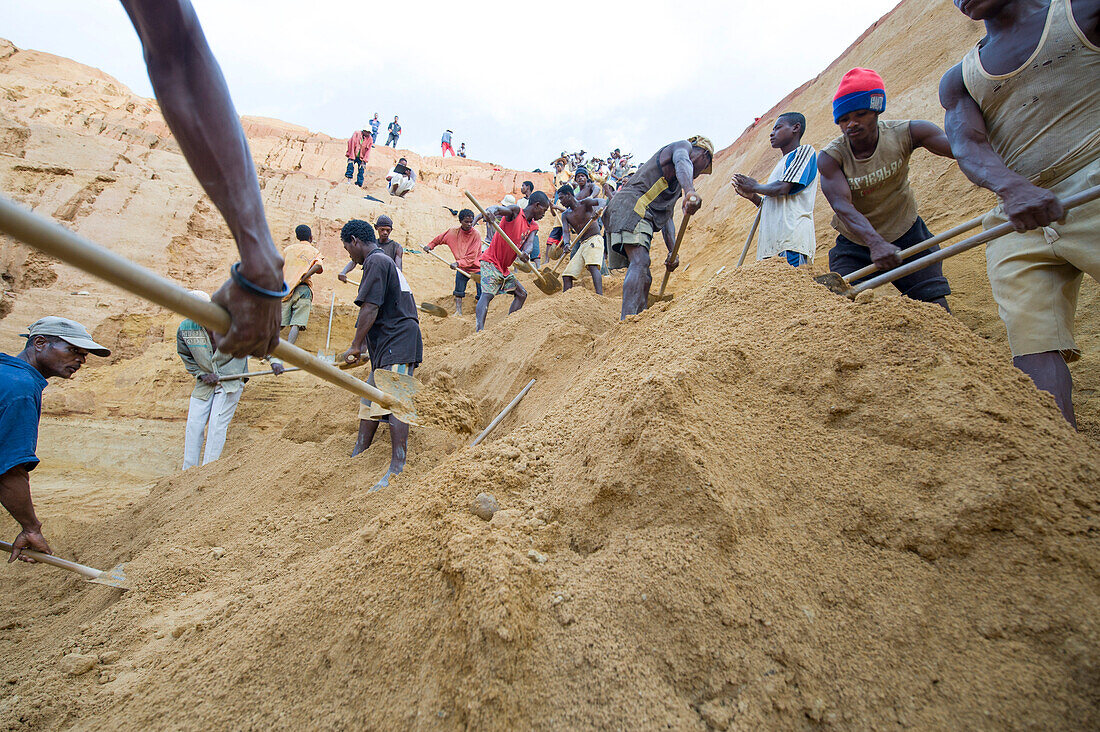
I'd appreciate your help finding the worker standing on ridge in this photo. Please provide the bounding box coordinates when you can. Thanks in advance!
[556,185,605,295]
[939,0,1100,427]
[345,128,371,187]
[339,220,423,491]
[1,318,110,562]
[386,116,402,148]
[177,292,250,470]
[607,136,712,318]
[120,0,289,359]
[818,68,956,311]
[441,129,456,157]
[732,112,819,266]
[425,209,484,315]
[369,113,381,143]
[474,192,550,332]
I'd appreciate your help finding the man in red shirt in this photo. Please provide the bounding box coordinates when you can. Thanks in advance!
[424,209,483,315]
[474,192,550,331]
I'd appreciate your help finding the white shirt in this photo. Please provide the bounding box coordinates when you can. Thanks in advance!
[757,144,818,261]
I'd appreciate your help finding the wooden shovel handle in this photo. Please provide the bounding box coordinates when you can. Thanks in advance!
[736,209,762,267]
[0,540,103,580]
[464,191,547,285]
[553,211,599,275]
[655,199,697,299]
[0,196,400,410]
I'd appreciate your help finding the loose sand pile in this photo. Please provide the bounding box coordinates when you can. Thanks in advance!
[2,263,1097,730]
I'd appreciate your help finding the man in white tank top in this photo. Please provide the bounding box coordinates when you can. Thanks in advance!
[940,0,1100,427]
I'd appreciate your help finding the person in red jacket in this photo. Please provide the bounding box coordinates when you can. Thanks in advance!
[424,209,483,315]
[345,129,371,187]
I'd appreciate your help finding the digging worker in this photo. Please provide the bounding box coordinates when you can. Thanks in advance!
[556,185,605,295]
[345,128,372,187]
[116,0,294,360]
[339,215,403,285]
[732,112,819,267]
[424,209,483,316]
[280,225,324,346]
[819,68,957,311]
[177,292,250,470]
[474,192,551,332]
[939,0,1100,427]
[338,219,424,492]
[517,181,542,269]
[608,136,713,318]
[1,317,110,562]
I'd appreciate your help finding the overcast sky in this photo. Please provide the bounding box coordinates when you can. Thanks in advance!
[2,0,902,170]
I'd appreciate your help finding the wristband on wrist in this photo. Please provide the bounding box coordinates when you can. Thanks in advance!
[230,262,291,299]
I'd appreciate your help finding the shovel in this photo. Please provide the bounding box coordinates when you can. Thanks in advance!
[646,200,697,307]
[545,212,598,280]
[736,209,762,267]
[316,292,336,362]
[0,196,424,427]
[819,185,1100,298]
[424,246,481,284]
[464,191,562,295]
[1,540,130,590]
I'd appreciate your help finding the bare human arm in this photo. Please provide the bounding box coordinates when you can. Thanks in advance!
[340,303,379,364]
[1,466,50,562]
[818,152,903,270]
[732,173,792,202]
[661,217,678,271]
[120,0,283,359]
[668,142,703,215]
[338,260,356,282]
[909,119,955,159]
[939,64,1063,230]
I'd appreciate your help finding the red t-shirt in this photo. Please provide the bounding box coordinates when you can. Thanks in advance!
[427,227,482,274]
[480,210,539,275]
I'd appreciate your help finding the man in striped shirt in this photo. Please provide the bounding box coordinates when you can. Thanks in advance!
[733,112,819,266]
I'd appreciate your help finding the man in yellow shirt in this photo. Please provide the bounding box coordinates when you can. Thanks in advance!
[280,224,324,346]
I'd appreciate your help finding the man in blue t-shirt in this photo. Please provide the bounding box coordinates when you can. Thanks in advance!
[369,113,381,143]
[1,317,109,562]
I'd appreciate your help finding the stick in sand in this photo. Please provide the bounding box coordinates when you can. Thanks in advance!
[470,378,536,446]
[736,209,762,267]
[0,196,423,426]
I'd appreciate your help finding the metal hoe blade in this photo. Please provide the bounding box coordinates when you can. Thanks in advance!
[419,302,448,318]
[90,563,130,590]
[813,272,852,297]
[373,369,420,426]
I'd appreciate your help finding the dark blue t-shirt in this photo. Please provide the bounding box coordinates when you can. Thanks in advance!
[0,353,49,475]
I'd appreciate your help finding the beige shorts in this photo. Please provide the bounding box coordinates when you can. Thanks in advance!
[280,284,313,328]
[563,235,604,278]
[609,217,657,254]
[984,157,1100,361]
[357,363,413,421]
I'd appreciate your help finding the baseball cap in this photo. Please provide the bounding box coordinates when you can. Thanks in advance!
[688,135,714,174]
[22,316,110,356]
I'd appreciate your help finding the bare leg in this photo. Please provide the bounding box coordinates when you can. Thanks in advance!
[508,284,528,315]
[587,264,603,295]
[1014,351,1076,427]
[476,292,493,332]
[371,417,409,491]
[563,275,574,292]
[454,296,463,316]
[285,325,301,344]
[352,419,380,457]
[621,244,651,319]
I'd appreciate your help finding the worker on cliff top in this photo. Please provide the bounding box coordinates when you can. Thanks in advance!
[818,68,956,311]
[473,193,551,332]
[1,318,110,562]
[338,220,423,491]
[120,0,291,360]
[732,112,819,267]
[556,185,605,295]
[345,128,372,187]
[442,129,456,157]
[607,136,712,318]
[939,0,1100,427]
[424,209,484,316]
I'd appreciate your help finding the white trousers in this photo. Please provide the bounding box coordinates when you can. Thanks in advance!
[183,388,243,470]
[388,175,415,196]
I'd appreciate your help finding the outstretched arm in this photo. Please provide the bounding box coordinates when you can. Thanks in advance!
[909,119,954,159]
[818,152,902,269]
[120,0,283,359]
[939,64,1063,230]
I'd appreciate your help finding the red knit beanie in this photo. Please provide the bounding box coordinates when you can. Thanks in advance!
[833,68,886,122]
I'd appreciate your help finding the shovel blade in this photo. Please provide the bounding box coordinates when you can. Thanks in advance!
[535,273,562,295]
[90,563,130,591]
[646,293,674,307]
[419,302,448,318]
[373,369,420,426]
[546,244,564,261]
[813,272,853,297]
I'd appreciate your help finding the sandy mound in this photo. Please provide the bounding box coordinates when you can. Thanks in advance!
[2,263,1097,730]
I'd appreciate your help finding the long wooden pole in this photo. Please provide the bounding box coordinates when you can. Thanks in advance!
[736,209,762,267]
[653,201,697,300]
[470,379,535,446]
[0,196,401,409]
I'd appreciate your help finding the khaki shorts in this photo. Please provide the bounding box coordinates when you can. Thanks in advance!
[358,363,413,421]
[281,283,313,328]
[563,235,605,278]
[984,157,1100,361]
[609,217,657,257]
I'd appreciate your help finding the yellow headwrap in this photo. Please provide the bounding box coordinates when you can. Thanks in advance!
[688,135,714,174]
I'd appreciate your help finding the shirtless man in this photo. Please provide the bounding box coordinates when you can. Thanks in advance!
[819,68,956,311]
[607,137,712,318]
[556,186,604,295]
[939,0,1100,426]
[572,166,601,202]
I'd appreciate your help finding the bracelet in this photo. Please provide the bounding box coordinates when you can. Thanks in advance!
[229,262,291,299]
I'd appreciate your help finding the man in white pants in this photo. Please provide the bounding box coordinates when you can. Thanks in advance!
[386,157,417,197]
[176,291,249,469]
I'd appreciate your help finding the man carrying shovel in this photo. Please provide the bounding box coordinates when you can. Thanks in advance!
[473,192,551,332]
[608,136,713,318]
[1,317,110,562]
[940,0,1100,427]
[424,209,483,315]
[338,220,423,491]
[818,68,956,311]
[556,185,605,295]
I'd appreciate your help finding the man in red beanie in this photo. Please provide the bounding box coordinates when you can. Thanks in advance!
[818,68,956,311]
